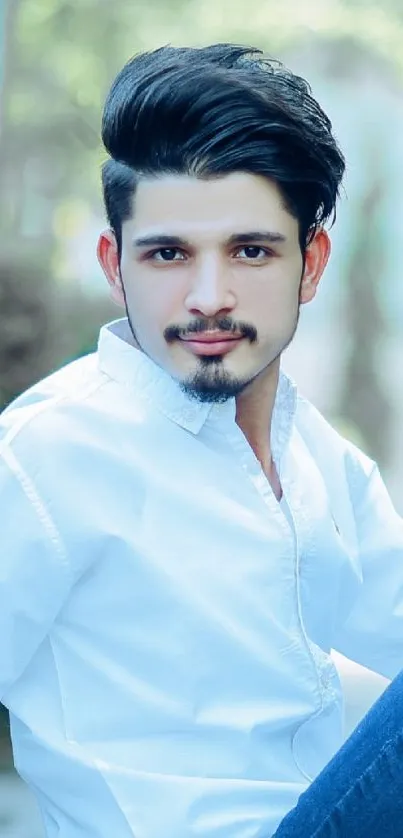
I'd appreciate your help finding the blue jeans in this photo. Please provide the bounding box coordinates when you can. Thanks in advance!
[273,669,403,836]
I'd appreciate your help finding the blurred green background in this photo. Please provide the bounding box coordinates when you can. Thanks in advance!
[0,0,402,834]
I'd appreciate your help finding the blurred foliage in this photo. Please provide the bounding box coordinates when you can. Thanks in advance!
[0,251,116,408]
[0,253,54,406]
[337,173,391,465]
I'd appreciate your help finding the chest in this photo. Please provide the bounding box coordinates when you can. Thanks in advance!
[61,424,359,659]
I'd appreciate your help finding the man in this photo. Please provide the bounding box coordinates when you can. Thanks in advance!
[1,44,402,838]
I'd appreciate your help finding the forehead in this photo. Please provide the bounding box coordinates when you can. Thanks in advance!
[127,173,298,241]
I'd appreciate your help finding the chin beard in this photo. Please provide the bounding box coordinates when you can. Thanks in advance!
[179,357,251,404]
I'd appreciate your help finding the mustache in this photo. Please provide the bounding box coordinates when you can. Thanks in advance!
[164,317,258,344]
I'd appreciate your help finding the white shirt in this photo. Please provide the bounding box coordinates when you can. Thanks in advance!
[1,317,402,838]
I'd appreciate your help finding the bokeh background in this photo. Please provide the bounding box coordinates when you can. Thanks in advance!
[1,0,402,834]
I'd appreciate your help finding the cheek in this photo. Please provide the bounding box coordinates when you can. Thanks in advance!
[125,275,184,331]
[247,279,299,325]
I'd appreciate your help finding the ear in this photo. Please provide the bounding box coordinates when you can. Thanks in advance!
[97,229,125,308]
[299,229,331,305]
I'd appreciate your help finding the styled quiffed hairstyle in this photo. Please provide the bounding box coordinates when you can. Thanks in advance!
[101,44,345,257]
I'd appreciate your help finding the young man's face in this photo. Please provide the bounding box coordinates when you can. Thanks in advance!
[98,173,330,402]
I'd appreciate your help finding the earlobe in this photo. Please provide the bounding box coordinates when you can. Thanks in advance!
[300,229,331,305]
[300,272,319,305]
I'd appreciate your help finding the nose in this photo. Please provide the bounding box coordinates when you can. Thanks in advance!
[184,255,236,317]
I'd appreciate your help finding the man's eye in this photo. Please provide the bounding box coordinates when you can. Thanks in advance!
[236,246,269,259]
[151,248,185,262]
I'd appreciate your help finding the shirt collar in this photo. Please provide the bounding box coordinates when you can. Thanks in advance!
[97,318,297,455]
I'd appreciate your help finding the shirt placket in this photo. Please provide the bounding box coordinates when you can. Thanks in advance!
[224,420,335,714]
[281,468,340,710]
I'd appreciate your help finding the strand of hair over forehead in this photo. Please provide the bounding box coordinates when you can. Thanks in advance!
[101,44,345,228]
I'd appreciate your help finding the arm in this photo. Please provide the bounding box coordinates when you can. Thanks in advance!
[0,444,72,703]
[333,453,403,680]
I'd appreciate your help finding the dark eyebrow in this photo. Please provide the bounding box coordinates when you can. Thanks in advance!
[133,235,190,249]
[132,230,287,250]
[226,231,287,245]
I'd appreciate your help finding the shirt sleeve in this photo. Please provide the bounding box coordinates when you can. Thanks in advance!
[0,445,72,703]
[333,454,403,680]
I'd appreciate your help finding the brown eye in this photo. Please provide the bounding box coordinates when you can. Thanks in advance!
[150,248,185,262]
[158,249,180,261]
[236,246,268,260]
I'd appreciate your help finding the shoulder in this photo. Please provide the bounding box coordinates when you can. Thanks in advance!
[0,352,108,448]
[294,390,376,486]
[0,354,114,560]
[0,351,150,561]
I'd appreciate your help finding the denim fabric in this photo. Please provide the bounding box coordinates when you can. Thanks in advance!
[273,670,403,836]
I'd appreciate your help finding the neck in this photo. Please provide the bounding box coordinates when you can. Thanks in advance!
[235,360,282,499]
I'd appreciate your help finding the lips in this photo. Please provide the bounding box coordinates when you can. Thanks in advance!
[179,333,243,356]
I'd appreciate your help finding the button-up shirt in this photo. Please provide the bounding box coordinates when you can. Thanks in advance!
[1,317,402,838]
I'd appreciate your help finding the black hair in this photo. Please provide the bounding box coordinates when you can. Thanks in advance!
[101,44,345,256]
